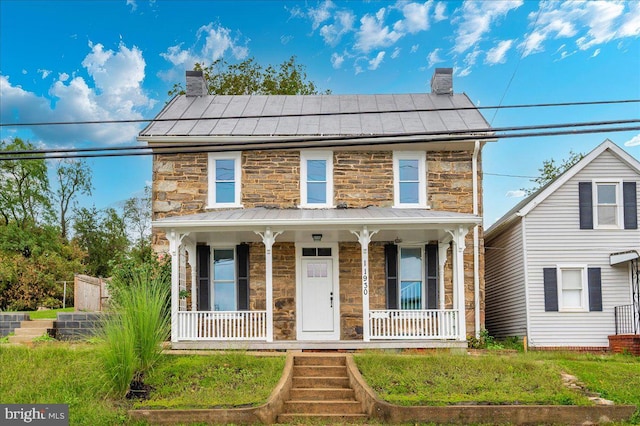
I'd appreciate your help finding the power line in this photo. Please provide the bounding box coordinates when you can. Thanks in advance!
[4,118,639,157]
[484,172,537,179]
[2,124,638,161]
[1,99,639,128]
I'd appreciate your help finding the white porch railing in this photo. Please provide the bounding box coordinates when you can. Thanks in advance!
[369,309,458,339]
[177,311,267,341]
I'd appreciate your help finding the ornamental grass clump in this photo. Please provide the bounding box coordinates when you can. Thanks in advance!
[99,266,170,398]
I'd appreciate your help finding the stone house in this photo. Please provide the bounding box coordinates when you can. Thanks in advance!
[139,68,494,349]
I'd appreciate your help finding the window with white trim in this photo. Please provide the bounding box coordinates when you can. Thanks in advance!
[212,248,236,311]
[399,247,424,310]
[300,151,333,208]
[393,151,427,207]
[558,266,588,311]
[208,152,242,207]
[594,182,621,228]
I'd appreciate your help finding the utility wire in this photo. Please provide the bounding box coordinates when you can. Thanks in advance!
[2,124,639,161]
[4,118,640,157]
[1,99,639,128]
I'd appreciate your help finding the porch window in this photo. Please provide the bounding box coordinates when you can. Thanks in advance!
[385,244,438,310]
[213,249,236,311]
[393,151,426,207]
[300,151,333,208]
[400,247,423,309]
[208,152,242,207]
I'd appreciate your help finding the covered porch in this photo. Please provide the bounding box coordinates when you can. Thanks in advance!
[155,207,479,349]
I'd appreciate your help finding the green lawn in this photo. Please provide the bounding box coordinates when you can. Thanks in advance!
[8,307,76,319]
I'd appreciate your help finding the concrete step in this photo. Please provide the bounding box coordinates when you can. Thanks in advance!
[14,328,50,337]
[8,335,36,344]
[20,320,54,328]
[292,376,350,389]
[293,355,347,366]
[283,400,364,415]
[292,365,348,377]
[277,413,368,423]
[289,387,355,401]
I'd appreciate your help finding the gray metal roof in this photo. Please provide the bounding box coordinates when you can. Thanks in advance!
[153,207,481,230]
[140,93,490,138]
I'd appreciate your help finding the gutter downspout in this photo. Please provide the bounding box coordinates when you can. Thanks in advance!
[473,140,481,338]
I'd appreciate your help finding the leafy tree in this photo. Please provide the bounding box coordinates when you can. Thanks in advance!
[522,150,585,196]
[168,56,330,97]
[0,138,52,227]
[53,159,92,240]
[123,185,151,253]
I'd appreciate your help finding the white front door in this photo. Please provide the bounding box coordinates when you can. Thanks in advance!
[297,245,340,340]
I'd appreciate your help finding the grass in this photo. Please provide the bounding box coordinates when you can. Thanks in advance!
[10,307,75,320]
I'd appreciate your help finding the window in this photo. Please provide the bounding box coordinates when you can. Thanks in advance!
[543,266,602,312]
[559,268,586,310]
[399,247,423,310]
[208,152,242,207]
[595,183,619,227]
[300,151,333,208]
[212,249,236,311]
[393,152,426,207]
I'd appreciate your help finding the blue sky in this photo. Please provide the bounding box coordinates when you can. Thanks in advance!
[1,0,639,226]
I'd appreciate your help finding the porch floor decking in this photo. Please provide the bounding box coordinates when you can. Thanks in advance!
[170,339,467,351]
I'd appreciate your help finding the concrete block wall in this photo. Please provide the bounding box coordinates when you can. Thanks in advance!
[53,312,103,340]
[0,313,30,337]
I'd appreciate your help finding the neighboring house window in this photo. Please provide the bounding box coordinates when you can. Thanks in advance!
[208,152,242,207]
[393,151,427,207]
[385,244,438,310]
[579,181,637,230]
[543,266,602,312]
[300,151,333,208]
[212,248,236,311]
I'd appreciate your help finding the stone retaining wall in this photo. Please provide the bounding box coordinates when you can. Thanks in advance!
[53,312,103,340]
[0,313,30,337]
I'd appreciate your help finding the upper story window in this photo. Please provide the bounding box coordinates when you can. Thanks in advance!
[393,151,427,208]
[300,151,333,208]
[208,152,242,208]
[595,182,620,227]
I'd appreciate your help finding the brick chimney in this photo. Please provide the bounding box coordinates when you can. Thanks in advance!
[185,70,208,97]
[430,68,453,95]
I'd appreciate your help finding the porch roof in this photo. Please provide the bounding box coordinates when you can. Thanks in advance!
[153,207,480,232]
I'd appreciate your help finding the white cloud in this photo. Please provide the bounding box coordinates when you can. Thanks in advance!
[391,47,401,59]
[519,30,547,57]
[411,44,419,53]
[319,10,355,45]
[433,2,447,21]
[280,35,293,45]
[397,1,432,34]
[126,0,137,12]
[160,23,249,71]
[625,133,640,147]
[591,48,601,57]
[331,52,345,69]
[368,51,386,70]
[506,190,526,198]
[453,0,523,54]
[308,0,335,30]
[355,8,402,52]
[37,69,52,79]
[427,48,444,68]
[0,41,152,146]
[485,39,513,64]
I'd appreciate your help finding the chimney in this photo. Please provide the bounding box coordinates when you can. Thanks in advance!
[185,70,208,97]
[430,68,453,95]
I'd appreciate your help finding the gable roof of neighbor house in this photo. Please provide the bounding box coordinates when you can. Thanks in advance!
[485,139,640,239]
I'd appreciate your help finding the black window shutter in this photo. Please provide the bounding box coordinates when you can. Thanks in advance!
[543,268,558,312]
[384,244,398,310]
[425,244,438,309]
[578,181,593,229]
[196,245,211,311]
[588,267,602,312]
[236,243,250,311]
[623,181,638,230]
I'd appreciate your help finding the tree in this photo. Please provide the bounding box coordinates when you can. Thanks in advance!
[54,159,92,240]
[0,138,52,227]
[168,56,330,97]
[523,150,585,195]
[123,185,151,253]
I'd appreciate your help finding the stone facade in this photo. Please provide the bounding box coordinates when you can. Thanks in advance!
[153,148,485,338]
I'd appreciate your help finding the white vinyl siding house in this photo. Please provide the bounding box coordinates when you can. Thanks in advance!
[485,140,640,349]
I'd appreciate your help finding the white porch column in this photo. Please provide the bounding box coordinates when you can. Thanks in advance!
[185,242,197,311]
[450,226,468,341]
[438,240,451,310]
[168,230,181,343]
[256,227,282,342]
[350,227,378,342]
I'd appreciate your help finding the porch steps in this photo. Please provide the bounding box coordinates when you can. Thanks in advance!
[277,354,368,423]
[8,320,54,344]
